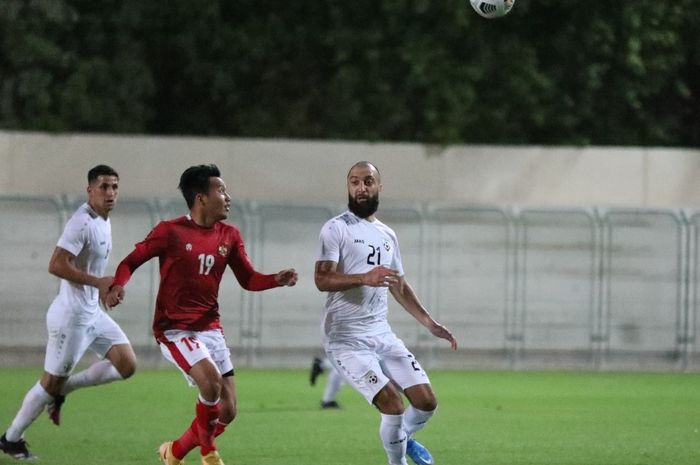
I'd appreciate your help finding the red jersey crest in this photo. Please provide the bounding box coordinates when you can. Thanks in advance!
[218,244,229,257]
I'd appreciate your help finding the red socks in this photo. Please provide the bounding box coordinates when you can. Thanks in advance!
[171,400,226,459]
[172,419,228,459]
[196,399,220,455]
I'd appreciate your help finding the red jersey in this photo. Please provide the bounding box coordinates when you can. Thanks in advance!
[113,215,279,338]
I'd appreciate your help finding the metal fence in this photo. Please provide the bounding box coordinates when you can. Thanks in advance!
[0,195,697,371]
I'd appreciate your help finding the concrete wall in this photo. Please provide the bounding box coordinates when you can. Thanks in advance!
[2,130,699,370]
[1,130,699,207]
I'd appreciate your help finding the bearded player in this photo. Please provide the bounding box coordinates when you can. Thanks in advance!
[315,161,457,465]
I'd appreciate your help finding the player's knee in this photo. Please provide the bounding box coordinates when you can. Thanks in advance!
[405,384,438,411]
[374,401,405,415]
[40,373,66,397]
[200,376,223,401]
[119,361,136,379]
[417,398,437,412]
[108,344,137,379]
[112,352,137,379]
[219,404,237,424]
[212,376,223,395]
[373,386,405,414]
[411,391,437,411]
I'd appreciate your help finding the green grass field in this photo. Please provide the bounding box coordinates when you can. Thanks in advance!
[1,368,699,465]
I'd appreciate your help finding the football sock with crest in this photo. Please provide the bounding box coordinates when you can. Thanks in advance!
[379,413,408,465]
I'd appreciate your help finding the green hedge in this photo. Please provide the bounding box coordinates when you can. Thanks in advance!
[1,0,698,146]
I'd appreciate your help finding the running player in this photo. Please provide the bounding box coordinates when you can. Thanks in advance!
[106,164,297,465]
[1,165,136,460]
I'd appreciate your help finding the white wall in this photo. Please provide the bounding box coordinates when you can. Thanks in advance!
[1,130,698,207]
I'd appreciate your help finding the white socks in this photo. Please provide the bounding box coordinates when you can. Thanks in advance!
[198,394,220,406]
[402,405,435,436]
[322,368,345,403]
[5,382,53,442]
[378,406,436,465]
[380,413,408,465]
[61,360,123,395]
[4,362,124,442]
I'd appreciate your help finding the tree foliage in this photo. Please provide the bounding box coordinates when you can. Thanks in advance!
[0,0,697,146]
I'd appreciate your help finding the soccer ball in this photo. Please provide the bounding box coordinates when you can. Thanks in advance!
[470,0,514,19]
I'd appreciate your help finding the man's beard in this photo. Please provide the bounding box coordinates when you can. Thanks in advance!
[348,193,379,219]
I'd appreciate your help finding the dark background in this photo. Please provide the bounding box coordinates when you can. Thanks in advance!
[1,0,698,146]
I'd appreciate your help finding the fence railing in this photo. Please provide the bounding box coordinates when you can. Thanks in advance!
[1,195,697,371]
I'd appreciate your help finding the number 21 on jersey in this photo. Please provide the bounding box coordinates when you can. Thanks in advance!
[366,245,381,265]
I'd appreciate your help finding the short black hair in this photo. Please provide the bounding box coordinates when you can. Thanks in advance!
[88,165,119,184]
[179,164,221,209]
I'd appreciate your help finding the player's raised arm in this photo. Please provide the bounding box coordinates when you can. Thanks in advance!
[389,276,458,350]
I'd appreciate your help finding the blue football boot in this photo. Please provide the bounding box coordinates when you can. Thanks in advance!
[406,438,433,465]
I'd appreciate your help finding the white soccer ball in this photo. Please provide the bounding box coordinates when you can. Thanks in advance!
[470,0,514,19]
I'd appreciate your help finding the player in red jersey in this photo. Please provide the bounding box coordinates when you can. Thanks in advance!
[105,164,297,465]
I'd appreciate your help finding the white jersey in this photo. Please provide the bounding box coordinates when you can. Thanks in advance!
[317,210,404,343]
[51,202,112,321]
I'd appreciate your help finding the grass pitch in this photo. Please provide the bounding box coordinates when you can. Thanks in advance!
[0,368,698,465]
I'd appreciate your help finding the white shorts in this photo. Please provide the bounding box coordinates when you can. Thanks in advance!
[325,331,430,404]
[44,307,130,377]
[158,328,234,386]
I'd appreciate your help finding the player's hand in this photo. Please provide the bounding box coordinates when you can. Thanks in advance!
[363,266,399,287]
[276,268,298,287]
[105,285,125,309]
[430,322,458,350]
[96,276,114,308]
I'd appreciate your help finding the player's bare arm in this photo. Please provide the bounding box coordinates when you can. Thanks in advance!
[48,246,114,303]
[275,268,298,286]
[390,277,458,350]
[314,260,399,292]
